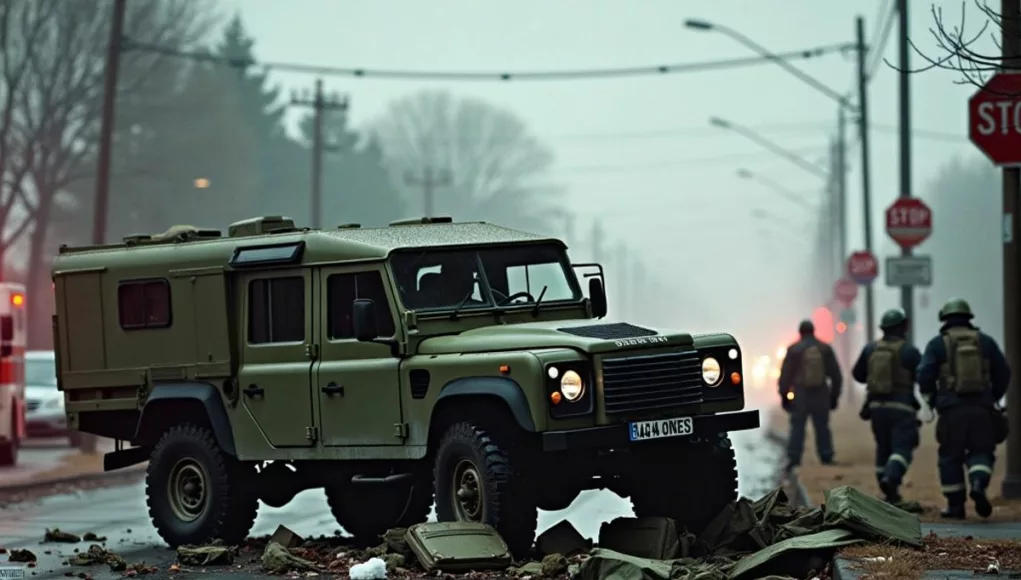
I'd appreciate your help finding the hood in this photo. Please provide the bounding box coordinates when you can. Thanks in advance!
[416,320,694,355]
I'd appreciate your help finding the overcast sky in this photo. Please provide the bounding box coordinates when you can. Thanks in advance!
[219,0,992,354]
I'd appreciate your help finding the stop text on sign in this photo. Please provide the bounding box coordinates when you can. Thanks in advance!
[888,204,930,226]
[975,100,1021,136]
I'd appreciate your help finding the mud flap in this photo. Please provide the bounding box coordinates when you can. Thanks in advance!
[598,516,682,560]
[405,522,512,573]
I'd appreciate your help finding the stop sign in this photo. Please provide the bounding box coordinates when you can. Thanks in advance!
[886,197,933,249]
[847,250,879,285]
[834,277,858,305]
[969,72,1021,166]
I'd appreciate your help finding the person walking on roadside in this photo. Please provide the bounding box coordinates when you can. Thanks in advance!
[778,319,843,472]
[917,298,1010,519]
[852,308,922,504]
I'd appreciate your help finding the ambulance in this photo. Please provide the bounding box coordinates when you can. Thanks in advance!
[0,282,27,466]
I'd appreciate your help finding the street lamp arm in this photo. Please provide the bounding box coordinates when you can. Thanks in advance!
[715,117,829,179]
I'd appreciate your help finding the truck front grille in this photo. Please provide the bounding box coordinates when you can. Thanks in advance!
[601,351,704,414]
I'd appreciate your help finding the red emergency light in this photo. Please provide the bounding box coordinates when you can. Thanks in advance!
[812,306,835,343]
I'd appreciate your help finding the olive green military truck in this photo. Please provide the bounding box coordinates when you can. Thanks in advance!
[52,215,759,555]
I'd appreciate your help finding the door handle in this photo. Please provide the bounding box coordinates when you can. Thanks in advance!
[321,383,344,397]
[244,385,264,398]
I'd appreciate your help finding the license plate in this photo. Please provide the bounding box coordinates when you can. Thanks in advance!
[628,417,693,441]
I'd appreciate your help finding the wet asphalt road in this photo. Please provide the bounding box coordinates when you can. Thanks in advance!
[0,438,91,487]
[0,405,781,580]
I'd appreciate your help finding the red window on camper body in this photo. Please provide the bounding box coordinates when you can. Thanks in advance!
[118,279,172,330]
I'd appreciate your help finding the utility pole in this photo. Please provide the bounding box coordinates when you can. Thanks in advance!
[897,0,914,345]
[92,0,127,246]
[836,108,853,403]
[1000,0,1021,500]
[856,16,876,343]
[404,167,452,219]
[290,79,348,229]
[614,243,628,320]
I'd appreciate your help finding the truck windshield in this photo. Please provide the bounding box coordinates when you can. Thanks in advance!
[390,244,581,312]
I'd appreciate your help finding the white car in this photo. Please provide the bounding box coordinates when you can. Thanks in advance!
[24,350,78,446]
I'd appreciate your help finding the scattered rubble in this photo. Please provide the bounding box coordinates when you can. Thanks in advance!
[44,529,82,543]
[261,541,321,574]
[8,549,36,563]
[842,531,1021,577]
[67,544,127,571]
[176,543,235,566]
[81,533,107,543]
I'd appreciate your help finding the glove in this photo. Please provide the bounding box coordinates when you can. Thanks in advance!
[830,397,839,411]
[859,404,871,421]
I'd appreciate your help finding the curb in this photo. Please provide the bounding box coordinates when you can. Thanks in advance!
[0,463,147,498]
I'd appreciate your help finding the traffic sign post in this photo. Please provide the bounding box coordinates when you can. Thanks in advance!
[885,255,933,287]
[834,277,858,305]
[969,73,1021,166]
[839,308,856,324]
[847,251,879,285]
[886,197,932,249]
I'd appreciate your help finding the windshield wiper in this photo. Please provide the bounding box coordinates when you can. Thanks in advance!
[531,286,549,318]
[450,290,475,320]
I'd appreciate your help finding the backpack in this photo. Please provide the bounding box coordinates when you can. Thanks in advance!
[800,345,827,388]
[866,340,903,395]
[942,328,988,394]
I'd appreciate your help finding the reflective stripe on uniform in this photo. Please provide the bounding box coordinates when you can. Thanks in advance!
[875,465,886,473]
[867,401,917,413]
[968,465,993,475]
[889,453,910,467]
[942,483,966,493]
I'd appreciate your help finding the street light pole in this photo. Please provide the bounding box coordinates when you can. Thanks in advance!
[856,16,876,343]
[736,168,814,210]
[711,117,828,178]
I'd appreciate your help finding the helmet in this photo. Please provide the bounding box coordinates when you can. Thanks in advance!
[879,308,908,329]
[939,297,974,321]
[798,319,815,335]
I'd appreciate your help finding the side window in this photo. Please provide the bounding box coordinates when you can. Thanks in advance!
[118,279,171,330]
[328,271,397,340]
[248,277,305,344]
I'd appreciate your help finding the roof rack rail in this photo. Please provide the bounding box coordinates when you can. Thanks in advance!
[389,216,453,226]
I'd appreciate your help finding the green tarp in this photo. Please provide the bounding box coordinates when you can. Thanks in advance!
[574,485,923,580]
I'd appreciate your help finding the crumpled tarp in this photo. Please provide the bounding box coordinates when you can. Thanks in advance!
[575,485,921,580]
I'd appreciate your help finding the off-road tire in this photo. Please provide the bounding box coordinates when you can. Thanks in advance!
[146,424,259,547]
[629,436,738,535]
[433,422,537,557]
[325,472,434,542]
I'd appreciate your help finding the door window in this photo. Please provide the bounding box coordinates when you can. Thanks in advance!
[327,271,396,339]
[248,277,305,344]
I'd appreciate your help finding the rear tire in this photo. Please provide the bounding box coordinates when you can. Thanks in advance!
[325,472,433,542]
[145,424,259,547]
[433,422,537,557]
[629,435,738,535]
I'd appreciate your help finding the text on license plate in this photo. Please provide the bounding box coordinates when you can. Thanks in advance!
[629,417,693,441]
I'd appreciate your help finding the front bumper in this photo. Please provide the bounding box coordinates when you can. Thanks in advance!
[541,409,760,452]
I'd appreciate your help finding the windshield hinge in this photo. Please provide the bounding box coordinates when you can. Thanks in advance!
[305,426,319,442]
[393,423,409,440]
[305,343,320,361]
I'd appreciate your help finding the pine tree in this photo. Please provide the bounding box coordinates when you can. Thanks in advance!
[214,14,286,140]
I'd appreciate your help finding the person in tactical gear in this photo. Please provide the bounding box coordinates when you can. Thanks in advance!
[917,297,1010,519]
[778,319,844,470]
[852,308,922,504]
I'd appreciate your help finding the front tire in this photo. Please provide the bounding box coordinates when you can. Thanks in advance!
[630,436,738,535]
[433,422,537,557]
[325,472,433,542]
[146,424,259,547]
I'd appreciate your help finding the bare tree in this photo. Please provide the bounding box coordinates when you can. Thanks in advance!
[373,90,566,232]
[0,0,213,347]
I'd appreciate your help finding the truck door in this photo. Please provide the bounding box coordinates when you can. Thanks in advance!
[314,265,403,446]
[237,269,316,447]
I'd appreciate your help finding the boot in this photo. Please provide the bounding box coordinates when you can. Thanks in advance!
[940,504,966,519]
[879,477,901,504]
[970,481,993,518]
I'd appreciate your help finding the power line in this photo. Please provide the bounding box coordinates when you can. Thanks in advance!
[122,37,855,82]
[559,147,828,174]
[867,0,898,78]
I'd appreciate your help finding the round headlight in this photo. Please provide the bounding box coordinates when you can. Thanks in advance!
[560,370,584,401]
[702,357,723,386]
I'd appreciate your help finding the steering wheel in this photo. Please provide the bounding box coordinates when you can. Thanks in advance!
[496,291,535,305]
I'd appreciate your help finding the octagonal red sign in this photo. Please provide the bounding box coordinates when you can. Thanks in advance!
[969,72,1021,166]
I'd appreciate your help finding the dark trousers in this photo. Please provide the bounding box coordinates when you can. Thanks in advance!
[869,402,919,486]
[936,405,997,505]
[787,388,833,466]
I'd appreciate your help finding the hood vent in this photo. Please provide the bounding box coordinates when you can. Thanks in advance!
[557,322,657,340]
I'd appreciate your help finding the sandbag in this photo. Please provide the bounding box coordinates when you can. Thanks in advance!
[822,485,923,547]
[599,516,683,560]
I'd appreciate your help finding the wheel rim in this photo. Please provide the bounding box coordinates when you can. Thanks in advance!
[167,458,208,522]
[451,459,484,522]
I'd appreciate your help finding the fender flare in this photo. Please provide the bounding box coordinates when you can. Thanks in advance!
[135,382,237,456]
[434,376,536,432]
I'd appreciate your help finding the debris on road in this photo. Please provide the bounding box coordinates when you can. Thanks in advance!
[82,533,107,543]
[598,517,683,560]
[67,544,127,572]
[841,531,1021,577]
[348,557,387,580]
[8,549,37,563]
[176,544,235,566]
[261,541,320,574]
[535,520,591,557]
[44,528,82,543]
[269,525,304,549]
[405,522,512,573]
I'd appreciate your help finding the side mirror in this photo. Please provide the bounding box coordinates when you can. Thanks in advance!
[352,299,380,342]
[588,279,607,319]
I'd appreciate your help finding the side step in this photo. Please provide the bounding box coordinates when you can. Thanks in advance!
[104,446,150,472]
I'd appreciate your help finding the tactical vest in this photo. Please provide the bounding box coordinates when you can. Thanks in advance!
[939,327,990,394]
[865,339,913,395]
[798,344,827,388]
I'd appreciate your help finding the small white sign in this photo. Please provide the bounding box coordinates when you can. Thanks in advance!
[0,567,26,580]
[886,256,933,287]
